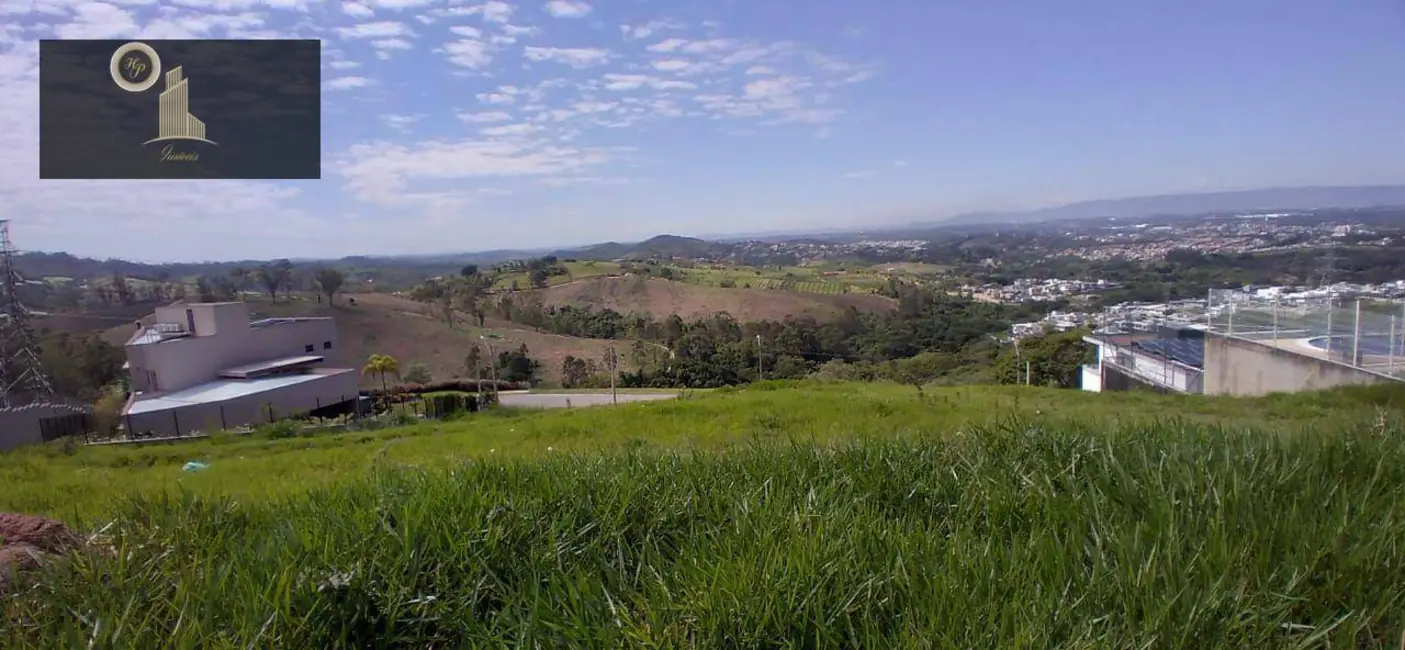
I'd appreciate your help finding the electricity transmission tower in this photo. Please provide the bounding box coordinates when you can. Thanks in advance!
[0,220,54,407]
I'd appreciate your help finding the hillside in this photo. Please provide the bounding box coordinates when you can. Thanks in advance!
[531,276,897,320]
[3,382,1404,646]
[100,293,631,385]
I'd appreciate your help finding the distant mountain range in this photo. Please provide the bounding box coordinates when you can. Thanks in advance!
[939,185,1405,225]
[20,185,1405,274]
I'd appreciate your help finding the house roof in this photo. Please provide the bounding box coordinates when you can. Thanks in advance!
[124,368,355,415]
[218,355,324,379]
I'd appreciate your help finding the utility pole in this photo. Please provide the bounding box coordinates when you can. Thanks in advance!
[480,335,497,404]
[756,334,763,380]
[608,346,618,405]
[1352,299,1362,366]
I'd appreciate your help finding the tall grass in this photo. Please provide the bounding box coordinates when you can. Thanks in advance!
[5,413,1405,648]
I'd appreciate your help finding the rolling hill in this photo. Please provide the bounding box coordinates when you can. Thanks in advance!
[530,276,897,321]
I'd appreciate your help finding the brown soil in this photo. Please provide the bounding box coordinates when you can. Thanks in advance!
[530,277,897,321]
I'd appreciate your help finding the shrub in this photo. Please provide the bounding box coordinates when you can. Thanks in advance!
[402,362,432,385]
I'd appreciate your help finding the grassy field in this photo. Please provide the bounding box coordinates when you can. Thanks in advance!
[532,276,896,321]
[4,382,1405,647]
[489,261,625,290]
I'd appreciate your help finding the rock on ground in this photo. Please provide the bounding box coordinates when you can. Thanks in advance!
[0,513,81,594]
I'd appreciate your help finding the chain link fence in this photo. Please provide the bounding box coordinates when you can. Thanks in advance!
[1207,288,1405,378]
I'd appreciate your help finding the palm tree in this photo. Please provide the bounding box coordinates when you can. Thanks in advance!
[362,354,400,391]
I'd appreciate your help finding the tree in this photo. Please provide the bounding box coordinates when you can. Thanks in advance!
[455,269,494,328]
[465,345,485,378]
[410,278,456,328]
[229,267,250,300]
[495,344,540,383]
[995,329,1094,388]
[561,355,589,388]
[314,267,346,305]
[92,383,127,436]
[362,354,400,391]
[403,361,432,384]
[195,276,217,302]
[529,268,550,289]
[255,261,292,303]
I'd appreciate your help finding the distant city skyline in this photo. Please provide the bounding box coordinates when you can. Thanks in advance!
[4,0,1405,261]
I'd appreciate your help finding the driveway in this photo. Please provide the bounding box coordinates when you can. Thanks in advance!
[497,392,679,409]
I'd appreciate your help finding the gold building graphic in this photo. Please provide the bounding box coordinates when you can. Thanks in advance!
[145,66,216,145]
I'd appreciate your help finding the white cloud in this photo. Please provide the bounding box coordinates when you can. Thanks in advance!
[381,113,424,131]
[543,0,590,18]
[524,46,610,68]
[601,73,696,91]
[646,38,687,53]
[325,75,374,90]
[572,100,617,114]
[372,38,412,58]
[364,0,438,9]
[441,37,493,69]
[476,92,516,104]
[745,66,774,75]
[621,20,680,40]
[337,21,411,38]
[459,110,514,123]
[481,122,541,137]
[342,2,374,18]
[476,0,513,23]
[539,176,630,187]
[328,60,360,70]
[845,170,876,179]
[651,59,689,72]
[893,160,908,168]
[501,24,538,37]
[450,25,482,38]
[335,139,614,205]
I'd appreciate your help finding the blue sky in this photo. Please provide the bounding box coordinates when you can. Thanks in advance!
[2,0,1404,262]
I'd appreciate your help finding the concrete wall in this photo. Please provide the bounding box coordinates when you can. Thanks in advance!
[125,369,360,437]
[1203,333,1396,396]
[0,403,90,452]
[1080,364,1102,392]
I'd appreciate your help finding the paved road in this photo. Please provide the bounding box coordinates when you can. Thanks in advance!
[498,392,679,409]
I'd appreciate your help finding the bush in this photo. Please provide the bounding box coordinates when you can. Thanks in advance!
[423,393,477,417]
[402,362,432,385]
[371,379,526,399]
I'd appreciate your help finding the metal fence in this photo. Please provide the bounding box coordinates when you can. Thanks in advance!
[1207,288,1405,378]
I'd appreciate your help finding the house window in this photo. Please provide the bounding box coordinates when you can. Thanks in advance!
[323,341,333,350]
[305,344,314,353]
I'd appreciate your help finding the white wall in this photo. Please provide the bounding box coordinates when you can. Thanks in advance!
[1081,364,1102,392]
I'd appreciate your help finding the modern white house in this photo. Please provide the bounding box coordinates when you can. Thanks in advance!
[121,301,359,436]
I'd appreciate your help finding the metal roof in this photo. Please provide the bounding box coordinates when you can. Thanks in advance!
[1131,338,1206,369]
[218,355,324,379]
[124,369,354,415]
